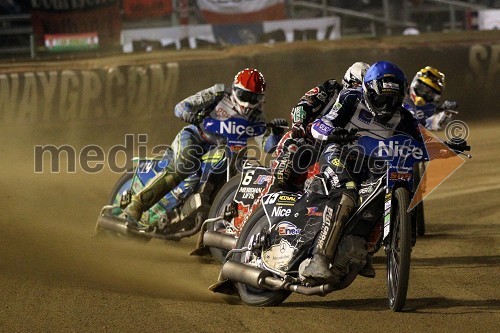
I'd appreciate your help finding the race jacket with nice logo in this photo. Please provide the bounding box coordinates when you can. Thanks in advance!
[311,88,421,142]
[174,83,275,151]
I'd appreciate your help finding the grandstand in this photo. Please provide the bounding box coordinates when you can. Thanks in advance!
[0,0,499,60]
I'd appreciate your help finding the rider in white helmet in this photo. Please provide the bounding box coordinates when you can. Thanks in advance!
[342,61,370,90]
[273,62,370,190]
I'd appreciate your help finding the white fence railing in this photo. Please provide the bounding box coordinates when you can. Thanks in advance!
[0,1,496,59]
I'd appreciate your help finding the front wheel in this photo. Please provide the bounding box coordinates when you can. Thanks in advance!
[206,174,241,262]
[232,207,291,306]
[387,187,412,312]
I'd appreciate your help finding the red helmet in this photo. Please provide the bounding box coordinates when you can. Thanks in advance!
[231,68,266,116]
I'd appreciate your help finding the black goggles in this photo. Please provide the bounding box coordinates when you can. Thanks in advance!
[414,83,440,104]
[370,93,402,109]
[234,88,264,104]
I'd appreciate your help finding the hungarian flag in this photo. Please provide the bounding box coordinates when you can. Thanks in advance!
[29,0,121,48]
[197,0,286,24]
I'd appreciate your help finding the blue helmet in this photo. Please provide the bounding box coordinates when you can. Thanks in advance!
[362,61,408,117]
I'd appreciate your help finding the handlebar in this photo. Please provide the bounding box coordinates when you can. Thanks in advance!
[326,129,360,144]
[445,140,470,152]
[445,140,471,158]
[436,107,459,115]
[266,123,290,130]
[265,118,290,131]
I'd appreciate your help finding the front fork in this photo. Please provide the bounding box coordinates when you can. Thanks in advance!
[383,190,392,247]
[382,187,417,252]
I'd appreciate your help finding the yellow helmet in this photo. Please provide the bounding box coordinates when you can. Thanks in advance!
[410,66,445,106]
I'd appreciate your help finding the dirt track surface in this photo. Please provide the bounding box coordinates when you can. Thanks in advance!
[1,120,499,332]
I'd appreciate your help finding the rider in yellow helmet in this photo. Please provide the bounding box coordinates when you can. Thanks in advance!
[407,66,458,131]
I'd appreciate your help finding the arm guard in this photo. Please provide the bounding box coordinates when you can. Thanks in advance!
[174,83,226,119]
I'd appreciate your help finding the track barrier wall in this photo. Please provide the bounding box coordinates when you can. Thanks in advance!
[1,30,499,173]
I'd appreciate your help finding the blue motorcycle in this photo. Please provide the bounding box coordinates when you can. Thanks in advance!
[95,115,280,248]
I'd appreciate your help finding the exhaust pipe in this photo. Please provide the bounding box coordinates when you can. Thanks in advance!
[221,260,337,296]
[96,201,207,241]
[96,213,153,240]
[203,231,237,250]
[221,260,276,290]
[287,282,336,296]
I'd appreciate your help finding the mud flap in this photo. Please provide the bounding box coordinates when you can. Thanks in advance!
[208,279,239,296]
[190,219,211,257]
[190,245,211,257]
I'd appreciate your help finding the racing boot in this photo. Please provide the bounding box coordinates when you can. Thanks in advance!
[123,172,180,230]
[302,191,357,285]
[359,253,376,278]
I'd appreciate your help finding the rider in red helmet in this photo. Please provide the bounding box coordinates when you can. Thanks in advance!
[122,68,287,230]
[231,68,267,116]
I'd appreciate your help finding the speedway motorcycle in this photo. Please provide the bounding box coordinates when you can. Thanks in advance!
[202,139,319,262]
[202,163,274,262]
[95,112,283,246]
[209,132,470,311]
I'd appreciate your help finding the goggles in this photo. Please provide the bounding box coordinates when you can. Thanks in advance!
[233,87,264,105]
[369,93,402,113]
[414,82,440,104]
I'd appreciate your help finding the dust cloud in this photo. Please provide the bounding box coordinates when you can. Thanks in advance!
[0,123,224,304]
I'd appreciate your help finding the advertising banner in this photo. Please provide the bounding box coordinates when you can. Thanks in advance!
[121,16,341,51]
[478,9,500,30]
[123,0,173,20]
[197,0,286,24]
[30,0,121,48]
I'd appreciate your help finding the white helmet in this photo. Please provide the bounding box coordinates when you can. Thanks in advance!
[342,62,370,89]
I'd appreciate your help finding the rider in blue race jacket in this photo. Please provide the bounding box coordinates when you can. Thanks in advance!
[122,68,287,230]
[405,66,458,131]
[302,61,423,284]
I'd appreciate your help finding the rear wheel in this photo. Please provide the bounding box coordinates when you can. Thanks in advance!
[387,187,412,312]
[232,207,291,306]
[206,174,241,262]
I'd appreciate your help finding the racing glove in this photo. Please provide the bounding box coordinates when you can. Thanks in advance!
[323,79,342,95]
[328,128,358,144]
[182,111,198,124]
[270,118,288,135]
[441,100,458,112]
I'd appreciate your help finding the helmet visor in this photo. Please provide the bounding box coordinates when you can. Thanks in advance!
[344,78,362,89]
[234,87,264,105]
[414,81,440,104]
[369,93,403,113]
[364,78,405,116]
